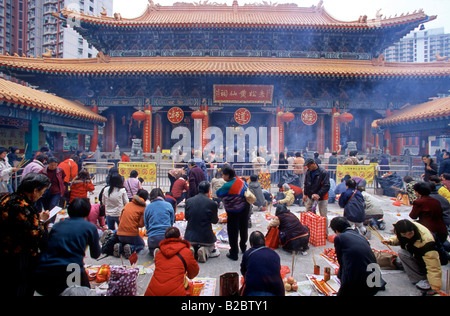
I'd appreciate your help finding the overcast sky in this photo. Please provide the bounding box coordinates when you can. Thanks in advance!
[111,0,449,32]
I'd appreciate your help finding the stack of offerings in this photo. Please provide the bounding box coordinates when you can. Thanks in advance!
[300,212,327,247]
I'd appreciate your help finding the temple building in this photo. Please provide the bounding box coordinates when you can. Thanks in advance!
[0,1,449,158]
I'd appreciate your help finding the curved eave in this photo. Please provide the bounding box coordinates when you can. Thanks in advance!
[70,19,427,32]
[1,56,449,80]
[8,68,449,80]
[376,97,450,128]
[0,96,106,123]
[377,116,450,129]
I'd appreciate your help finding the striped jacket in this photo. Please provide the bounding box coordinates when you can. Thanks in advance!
[216,177,248,213]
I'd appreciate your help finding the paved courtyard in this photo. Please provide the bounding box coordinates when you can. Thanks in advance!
[82,184,449,297]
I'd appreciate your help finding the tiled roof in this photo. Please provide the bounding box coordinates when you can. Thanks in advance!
[58,2,435,30]
[0,78,106,123]
[0,55,449,79]
[376,97,450,127]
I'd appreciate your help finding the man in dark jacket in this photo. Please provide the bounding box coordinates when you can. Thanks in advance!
[240,231,285,296]
[330,217,385,296]
[187,159,206,198]
[184,181,219,263]
[439,151,450,176]
[303,158,330,234]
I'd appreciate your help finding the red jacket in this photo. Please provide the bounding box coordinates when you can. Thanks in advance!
[58,159,78,183]
[409,196,448,238]
[172,178,188,198]
[145,238,199,296]
[69,181,95,202]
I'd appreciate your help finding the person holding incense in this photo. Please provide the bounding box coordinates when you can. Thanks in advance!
[383,219,444,292]
[0,147,20,193]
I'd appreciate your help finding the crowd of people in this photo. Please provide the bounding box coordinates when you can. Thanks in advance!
[1,145,449,297]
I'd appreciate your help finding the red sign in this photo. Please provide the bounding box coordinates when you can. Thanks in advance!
[234,108,251,125]
[301,109,318,125]
[214,85,273,104]
[167,107,184,124]
[332,113,340,152]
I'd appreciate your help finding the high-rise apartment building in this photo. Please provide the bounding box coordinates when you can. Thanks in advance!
[0,0,113,58]
[384,27,450,63]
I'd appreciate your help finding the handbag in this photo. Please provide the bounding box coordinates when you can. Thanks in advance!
[373,249,398,270]
[244,189,256,205]
[265,227,281,250]
[106,266,139,296]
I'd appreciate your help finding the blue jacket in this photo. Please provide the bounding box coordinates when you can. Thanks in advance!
[339,188,366,223]
[240,245,285,296]
[37,217,100,269]
[144,198,175,238]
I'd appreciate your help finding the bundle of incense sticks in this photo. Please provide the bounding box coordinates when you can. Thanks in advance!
[16,144,29,169]
[367,225,394,252]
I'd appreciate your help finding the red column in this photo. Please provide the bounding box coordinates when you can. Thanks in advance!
[154,113,162,151]
[331,107,340,153]
[276,106,284,153]
[89,103,98,152]
[201,105,208,152]
[143,104,152,153]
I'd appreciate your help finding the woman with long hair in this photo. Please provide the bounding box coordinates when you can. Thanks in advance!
[101,173,128,230]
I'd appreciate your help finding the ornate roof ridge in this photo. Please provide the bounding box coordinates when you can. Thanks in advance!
[0,54,449,78]
[56,1,434,29]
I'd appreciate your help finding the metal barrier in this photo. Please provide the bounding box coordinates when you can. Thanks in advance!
[4,159,428,197]
[83,161,116,185]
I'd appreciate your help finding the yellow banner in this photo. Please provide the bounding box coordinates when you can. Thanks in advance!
[336,165,376,185]
[118,162,157,183]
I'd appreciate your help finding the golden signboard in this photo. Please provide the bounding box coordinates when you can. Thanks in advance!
[336,165,376,185]
[118,162,157,183]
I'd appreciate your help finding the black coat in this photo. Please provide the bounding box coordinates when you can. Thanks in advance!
[304,166,330,200]
[184,193,218,244]
[423,160,438,182]
[334,228,383,296]
[439,158,450,176]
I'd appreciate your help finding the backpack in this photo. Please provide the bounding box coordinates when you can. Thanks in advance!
[101,230,119,256]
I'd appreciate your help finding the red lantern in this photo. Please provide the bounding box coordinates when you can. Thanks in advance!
[191,110,206,120]
[338,112,353,123]
[132,110,146,121]
[281,112,295,123]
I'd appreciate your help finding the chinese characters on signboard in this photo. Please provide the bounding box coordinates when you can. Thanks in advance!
[167,107,184,124]
[234,108,251,125]
[301,109,318,125]
[213,85,273,104]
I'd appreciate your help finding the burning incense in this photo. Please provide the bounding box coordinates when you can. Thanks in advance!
[368,225,394,252]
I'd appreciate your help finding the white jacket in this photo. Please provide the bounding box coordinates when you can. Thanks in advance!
[102,187,128,217]
[0,159,13,182]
